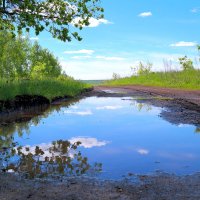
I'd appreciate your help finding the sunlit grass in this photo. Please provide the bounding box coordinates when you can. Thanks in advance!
[0,78,90,101]
[105,70,200,90]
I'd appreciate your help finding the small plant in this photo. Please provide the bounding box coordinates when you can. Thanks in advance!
[179,56,194,71]
[131,61,152,76]
[112,73,121,80]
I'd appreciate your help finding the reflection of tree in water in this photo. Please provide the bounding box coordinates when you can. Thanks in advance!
[131,101,152,112]
[195,127,200,134]
[131,97,200,133]
[0,140,102,179]
[0,98,80,147]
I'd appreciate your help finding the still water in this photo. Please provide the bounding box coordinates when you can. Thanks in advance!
[1,97,200,179]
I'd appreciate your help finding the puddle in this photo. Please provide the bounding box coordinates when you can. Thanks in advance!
[0,97,200,180]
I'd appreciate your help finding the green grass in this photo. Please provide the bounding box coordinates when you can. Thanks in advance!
[0,78,90,101]
[105,70,200,90]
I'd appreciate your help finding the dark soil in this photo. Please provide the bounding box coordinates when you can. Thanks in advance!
[1,172,200,200]
[0,95,50,113]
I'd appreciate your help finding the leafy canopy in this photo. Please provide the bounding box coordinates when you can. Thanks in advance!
[0,0,104,41]
[0,31,62,79]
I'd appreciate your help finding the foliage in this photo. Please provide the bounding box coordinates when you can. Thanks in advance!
[131,61,152,76]
[0,32,61,79]
[0,140,102,179]
[0,32,30,78]
[178,56,194,71]
[0,0,104,42]
[112,73,121,80]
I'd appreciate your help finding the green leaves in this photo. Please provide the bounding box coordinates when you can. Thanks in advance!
[0,0,104,42]
[0,32,61,79]
[178,56,194,71]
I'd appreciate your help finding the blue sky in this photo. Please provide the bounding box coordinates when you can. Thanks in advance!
[30,0,200,80]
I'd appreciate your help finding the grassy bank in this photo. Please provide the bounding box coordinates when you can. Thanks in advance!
[0,78,90,101]
[105,70,200,90]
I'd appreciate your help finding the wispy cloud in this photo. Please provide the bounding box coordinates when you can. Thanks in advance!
[64,49,94,55]
[138,12,152,17]
[64,110,93,116]
[71,55,92,60]
[170,41,197,47]
[96,56,125,61]
[96,106,123,110]
[137,148,149,155]
[190,8,200,13]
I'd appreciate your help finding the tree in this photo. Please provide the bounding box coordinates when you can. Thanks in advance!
[0,31,30,78]
[0,0,104,42]
[0,32,62,79]
[30,42,62,77]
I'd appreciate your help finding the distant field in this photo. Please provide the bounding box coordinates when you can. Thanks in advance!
[81,80,106,85]
[105,70,200,90]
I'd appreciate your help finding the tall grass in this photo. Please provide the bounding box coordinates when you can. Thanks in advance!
[106,70,200,90]
[0,78,90,101]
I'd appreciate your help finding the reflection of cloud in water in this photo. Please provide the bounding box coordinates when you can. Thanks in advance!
[96,106,123,110]
[64,110,93,116]
[70,106,79,109]
[69,137,109,148]
[137,148,149,155]
[178,124,191,128]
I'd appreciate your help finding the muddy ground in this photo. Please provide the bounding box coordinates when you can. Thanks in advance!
[1,172,200,200]
[1,85,200,199]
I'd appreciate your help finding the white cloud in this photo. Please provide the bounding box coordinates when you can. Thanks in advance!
[64,49,94,55]
[64,110,93,116]
[137,148,149,155]
[73,17,112,28]
[71,55,92,60]
[96,106,123,110]
[88,18,112,27]
[96,56,125,61]
[69,137,108,148]
[170,41,197,47]
[30,37,39,41]
[138,12,152,17]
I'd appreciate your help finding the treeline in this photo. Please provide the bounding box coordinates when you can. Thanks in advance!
[0,31,62,79]
[0,31,90,101]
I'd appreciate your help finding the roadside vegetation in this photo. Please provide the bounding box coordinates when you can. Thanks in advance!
[0,31,89,101]
[106,47,200,90]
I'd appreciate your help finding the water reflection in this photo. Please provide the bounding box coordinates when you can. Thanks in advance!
[128,97,200,131]
[69,137,109,148]
[0,140,102,179]
[0,96,200,179]
[0,99,80,147]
